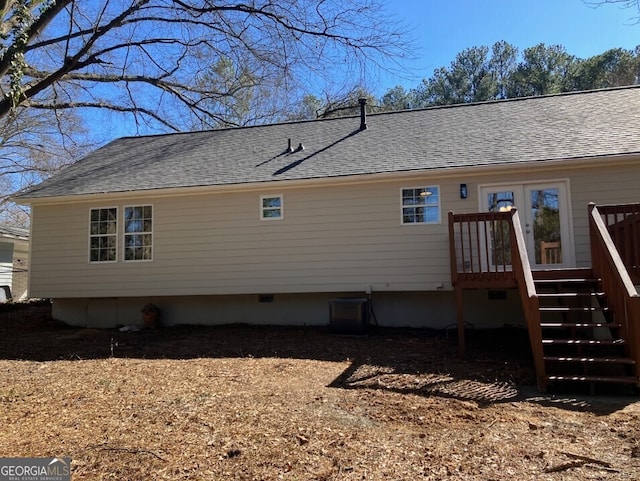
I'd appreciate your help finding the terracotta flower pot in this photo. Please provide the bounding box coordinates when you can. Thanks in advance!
[141,303,160,329]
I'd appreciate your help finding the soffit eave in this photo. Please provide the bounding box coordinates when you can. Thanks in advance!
[17,152,640,206]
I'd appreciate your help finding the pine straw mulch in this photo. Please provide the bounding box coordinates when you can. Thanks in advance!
[1,302,640,480]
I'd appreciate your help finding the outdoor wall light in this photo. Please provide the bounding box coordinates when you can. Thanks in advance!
[460,183,468,199]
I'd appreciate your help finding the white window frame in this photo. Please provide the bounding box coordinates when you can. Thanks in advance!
[123,204,153,262]
[260,194,284,221]
[89,207,118,263]
[401,185,441,225]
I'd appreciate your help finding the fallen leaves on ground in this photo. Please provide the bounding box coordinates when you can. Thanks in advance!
[0,303,639,480]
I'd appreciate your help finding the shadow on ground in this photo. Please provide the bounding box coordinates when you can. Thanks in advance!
[1,302,637,412]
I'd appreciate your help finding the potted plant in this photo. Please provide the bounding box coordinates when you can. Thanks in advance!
[141,303,161,329]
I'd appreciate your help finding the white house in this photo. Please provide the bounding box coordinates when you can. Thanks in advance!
[0,225,29,301]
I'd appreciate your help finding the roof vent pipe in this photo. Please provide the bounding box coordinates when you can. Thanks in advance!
[287,138,293,153]
[358,98,368,131]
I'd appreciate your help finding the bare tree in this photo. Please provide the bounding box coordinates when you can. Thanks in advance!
[0,0,410,224]
[585,0,640,20]
[1,1,408,127]
[0,103,93,225]
[586,0,640,8]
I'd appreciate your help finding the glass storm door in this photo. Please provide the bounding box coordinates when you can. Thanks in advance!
[481,182,573,269]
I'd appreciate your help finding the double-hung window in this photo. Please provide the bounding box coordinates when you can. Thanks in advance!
[89,207,118,262]
[124,205,153,261]
[401,186,440,224]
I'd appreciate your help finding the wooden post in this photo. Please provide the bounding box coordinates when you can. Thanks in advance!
[448,211,466,357]
[448,211,458,286]
[455,286,465,357]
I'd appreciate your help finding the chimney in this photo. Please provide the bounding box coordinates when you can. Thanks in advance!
[358,98,368,131]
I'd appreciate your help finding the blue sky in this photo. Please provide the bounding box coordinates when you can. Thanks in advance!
[77,1,640,142]
[374,0,640,95]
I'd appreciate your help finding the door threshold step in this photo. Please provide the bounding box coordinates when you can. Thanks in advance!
[544,356,635,364]
[546,375,640,384]
[540,322,620,329]
[542,339,626,345]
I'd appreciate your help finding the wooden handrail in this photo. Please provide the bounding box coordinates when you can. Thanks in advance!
[510,209,537,299]
[589,203,640,376]
[597,203,640,284]
[509,209,546,391]
[590,204,638,298]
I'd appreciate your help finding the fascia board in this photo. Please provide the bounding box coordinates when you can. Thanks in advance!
[17,152,640,206]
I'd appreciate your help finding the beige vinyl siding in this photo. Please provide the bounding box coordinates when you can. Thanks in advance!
[567,163,640,266]
[28,159,640,299]
[30,180,453,298]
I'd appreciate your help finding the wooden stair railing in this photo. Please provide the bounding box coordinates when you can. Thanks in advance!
[508,209,546,392]
[589,203,640,382]
[597,203,640,285]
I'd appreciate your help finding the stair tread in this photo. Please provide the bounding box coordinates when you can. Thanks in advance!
[534,278,600,283]
[542,338,626,345]
[543,356,635,364]
[540,322,620,328]
[537,292,606,297]
[539,306,610,312]
[546,375,639,384]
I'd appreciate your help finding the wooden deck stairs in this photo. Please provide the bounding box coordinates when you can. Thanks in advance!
[534,268,638,389]
[449,203,640,393]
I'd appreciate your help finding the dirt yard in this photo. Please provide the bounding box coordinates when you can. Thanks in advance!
[1,302,639,480]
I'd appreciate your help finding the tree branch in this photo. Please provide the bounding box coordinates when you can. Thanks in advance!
[0,0,74,78]
[0,0,152,118]
[29,101,180,131]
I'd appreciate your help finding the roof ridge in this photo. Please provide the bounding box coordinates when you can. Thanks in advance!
[116,85,640,141]
[365,84,640,117]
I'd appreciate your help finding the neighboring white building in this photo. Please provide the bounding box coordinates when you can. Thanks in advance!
[14,86,640,328]
[0,225,29,301]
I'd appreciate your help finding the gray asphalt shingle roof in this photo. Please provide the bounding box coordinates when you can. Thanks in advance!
[17,86,640,200]
[0,225,29,239]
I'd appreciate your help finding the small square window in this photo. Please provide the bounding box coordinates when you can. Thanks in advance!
[260,195,283,220]
[401,186,440,224]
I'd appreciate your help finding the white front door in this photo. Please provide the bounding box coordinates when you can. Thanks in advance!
[480,182,574,269]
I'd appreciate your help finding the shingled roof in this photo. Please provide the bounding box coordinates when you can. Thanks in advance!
[0,225,29,240]
[17,86,640,200]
